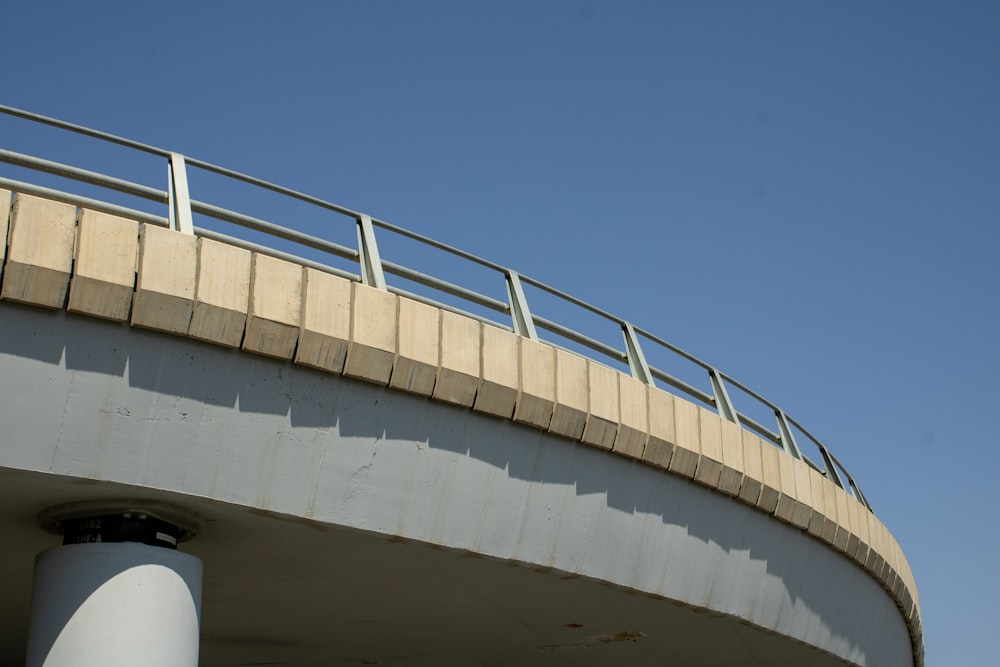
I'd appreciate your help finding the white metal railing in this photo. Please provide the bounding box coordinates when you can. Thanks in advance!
[0,105,872,512]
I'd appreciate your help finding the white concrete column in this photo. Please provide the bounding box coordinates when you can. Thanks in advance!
[26,542,202,667]
[26,502,203,667]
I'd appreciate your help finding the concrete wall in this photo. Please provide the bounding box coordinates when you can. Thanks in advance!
[0,191,922,664]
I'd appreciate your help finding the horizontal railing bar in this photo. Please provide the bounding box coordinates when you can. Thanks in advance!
[786,414,829,453]
[0,178,169,227]
[720,372,782,414]
[388,286,512,332]
[648,365,715,405]
[189,200,359,262]
[381,260,509,313]
[735,412,781,445]
[194,227,359,283]
[185,157,360,219]
[0,104,170,157]
[371,221,510,273]
[520,273,625,325]
[633,324,712,370]
[533,314,628,362]
[0,149,168,203]
[187,160,510,274]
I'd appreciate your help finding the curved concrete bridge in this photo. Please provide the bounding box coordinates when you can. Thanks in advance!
[0,189,922,665]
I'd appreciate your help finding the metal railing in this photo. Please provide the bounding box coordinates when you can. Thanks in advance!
[0,104,872,512]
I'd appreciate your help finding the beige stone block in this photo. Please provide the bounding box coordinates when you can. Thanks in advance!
[716,419,745,496]
[549,349,588,439]
[344,283,397,384]
[243,253,301,359]
[792,459,815,530]
[131,224,197,333]
[694,408,724,488]
[295,269,351,373]
[513,338,555,428]
[187,238,251,347]
[805,467,827,538]
[0,189,11,278]
[1,193,76,308]
[390,297,440,396]
[668,398,700,479]
[866,512,883,575]
[844,494,861,560]
[820,473,840,544]
[68,209,138,321]
[832,486,852,552]
[873,516,888,575]
[851,497,871,566]
[643,387,675,469]
[434,311,481,407]
[737,431,763,506]
[613,376,649,459]
[474,325,519,417]
[774,449,803,526]
[756,440,782,514]
[582,362,618,450]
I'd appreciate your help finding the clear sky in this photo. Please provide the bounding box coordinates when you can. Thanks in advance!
[2,1,997,663]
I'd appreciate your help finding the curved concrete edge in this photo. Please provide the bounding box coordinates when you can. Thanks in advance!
[0,189,924,665]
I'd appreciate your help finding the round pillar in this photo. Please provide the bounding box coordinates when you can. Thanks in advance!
[26,501,203,667]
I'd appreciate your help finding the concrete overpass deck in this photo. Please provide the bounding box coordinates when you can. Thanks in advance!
[0,185,921,665]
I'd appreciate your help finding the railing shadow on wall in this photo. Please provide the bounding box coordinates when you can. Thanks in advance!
[0,104,872,513]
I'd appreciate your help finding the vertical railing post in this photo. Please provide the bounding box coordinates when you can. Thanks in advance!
[167,153,194,235]
[775,409,803,459]
[622,322,653,384]
[356,214,387,290]
[847,476,873,512]
[505,271,538,339]
[818,444,845,489]
[709,368,740,424]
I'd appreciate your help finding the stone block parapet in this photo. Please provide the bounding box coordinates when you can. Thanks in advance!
[0,192,921,661]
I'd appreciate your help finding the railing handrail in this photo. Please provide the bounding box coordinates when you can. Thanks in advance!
[0,104,873,512]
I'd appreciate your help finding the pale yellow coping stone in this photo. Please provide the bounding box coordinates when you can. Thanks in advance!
[668,398,700,478]
[131,224,197,334]
[582,361,619,450]
[642,386,675,470]
[244,253,302,360]
[68,209,138,322]
[774,445,804,526]
[832,483,852,552]
[790,458,815,530]
[434,310,481,407]
[474,324,519,418]
[820,471,840,544]
[549,349,588,439]
[1,193,76,309]
[344,282,397,384]
[295,268,351,373]
[718,419,745,497]
[0,189,11,275]
[850,496,871,566]
[737,430,763,505]
[613,375,649,460]
[390,296,440,397]
[756,438,782,513]
[513,338,555,429]
[187,238,251,348]
[806,466,828,539]
[868,512,887,578]
[694,408,724,488]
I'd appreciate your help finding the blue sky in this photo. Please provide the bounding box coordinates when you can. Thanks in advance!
[2,1,997,663]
